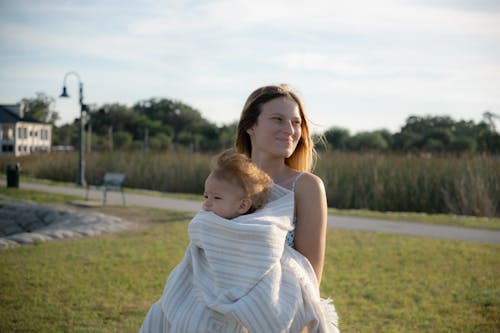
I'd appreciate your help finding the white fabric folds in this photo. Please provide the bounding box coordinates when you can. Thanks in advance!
[140,185,339,333]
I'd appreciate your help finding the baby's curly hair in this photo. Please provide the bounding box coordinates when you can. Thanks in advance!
[210,149,272,214]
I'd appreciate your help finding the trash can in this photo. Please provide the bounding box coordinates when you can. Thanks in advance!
[6,163,20,188]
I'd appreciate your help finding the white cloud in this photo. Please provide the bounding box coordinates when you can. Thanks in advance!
[125,0,500,39]
[278,52,369,76]
[1,0,499,132]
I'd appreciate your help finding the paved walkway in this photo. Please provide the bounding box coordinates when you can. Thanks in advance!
[3,180,500,244]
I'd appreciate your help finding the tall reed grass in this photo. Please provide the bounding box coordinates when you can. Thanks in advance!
[0,151,211,194]
[316,153,499,217]
[2,151,498,217]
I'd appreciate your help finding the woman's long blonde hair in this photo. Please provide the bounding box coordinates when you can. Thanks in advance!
[234,84,317,172]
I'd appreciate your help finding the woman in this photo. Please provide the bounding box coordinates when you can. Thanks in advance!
[140,84,338,333]
[235,84,328,284]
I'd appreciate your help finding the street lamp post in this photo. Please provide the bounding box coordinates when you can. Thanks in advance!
[59,71,86,187]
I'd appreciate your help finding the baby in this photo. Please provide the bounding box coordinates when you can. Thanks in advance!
[202,148,272,219]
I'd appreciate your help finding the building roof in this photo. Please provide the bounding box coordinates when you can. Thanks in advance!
[0,104,45,124]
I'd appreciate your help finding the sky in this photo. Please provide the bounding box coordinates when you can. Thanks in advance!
[1,0,499,134]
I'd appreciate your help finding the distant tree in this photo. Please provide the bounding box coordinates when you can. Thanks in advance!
[176,131,194,149]
[36,93,500,154]
[477,130,500,154]
[21,92,59,124]
[113,131,133,149]
[482,111,499,132]
[347,131,389,151]
[149,133,173,150]
[421,128,453,152]
[402,115,455,134]
[133,98,207,132]
[130,140,144,150]
[196,123,222,151]
[89,133,110,151]
[392,131,421,151]
[395,115,468,152]
[218,123,237,150]
[52,123,77,146]
[323,127,350,150]
[421,138,445,152]
[133,98,220,151]
[449,136,477,153]
[454,119,481,138]
[374,129,394,148]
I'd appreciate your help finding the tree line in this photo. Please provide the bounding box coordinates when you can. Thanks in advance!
[20,92,500,154]
[322,113,500,154]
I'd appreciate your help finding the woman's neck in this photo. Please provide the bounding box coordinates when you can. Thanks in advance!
[251,153,296,186]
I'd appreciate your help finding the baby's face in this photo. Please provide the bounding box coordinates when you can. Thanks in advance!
[202,173,248,219]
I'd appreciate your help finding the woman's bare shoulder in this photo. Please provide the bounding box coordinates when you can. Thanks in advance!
[295,172,326,194]
[297,172,325,188]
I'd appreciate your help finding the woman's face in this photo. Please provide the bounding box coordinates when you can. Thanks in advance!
[247,97,302,159]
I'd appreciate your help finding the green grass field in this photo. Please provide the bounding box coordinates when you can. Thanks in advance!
[0,190,499,332]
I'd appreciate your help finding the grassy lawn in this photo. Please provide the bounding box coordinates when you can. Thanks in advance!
[322,230,499,332]
[0,212,190,332]
[0,188,80,205]
[1,192,499,332]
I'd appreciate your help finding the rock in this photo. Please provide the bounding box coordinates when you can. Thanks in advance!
[8,232,52,244]
[0,238,18,249]
[0,201,132,249]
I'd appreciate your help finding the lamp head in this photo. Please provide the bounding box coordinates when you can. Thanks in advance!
[60,86,69,98]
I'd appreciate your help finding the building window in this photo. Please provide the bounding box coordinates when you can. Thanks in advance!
[17,127,28,139]
[3,126,14,140]
[2,144,13,152]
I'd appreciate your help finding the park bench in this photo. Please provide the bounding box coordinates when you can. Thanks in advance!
[85,173,126,205]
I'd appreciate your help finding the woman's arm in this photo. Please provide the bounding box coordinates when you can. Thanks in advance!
[293,172,328,285]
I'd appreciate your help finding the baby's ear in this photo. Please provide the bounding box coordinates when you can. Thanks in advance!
[238,198,252,214]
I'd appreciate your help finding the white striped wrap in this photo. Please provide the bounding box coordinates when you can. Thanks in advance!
[140,185,339,333]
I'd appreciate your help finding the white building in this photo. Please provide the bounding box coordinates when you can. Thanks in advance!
[0,104,52,156]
